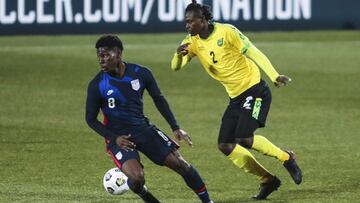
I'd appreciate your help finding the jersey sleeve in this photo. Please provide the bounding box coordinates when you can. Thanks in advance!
[143,68,180,131]
[171,35,195,71]
[85,79,118,138]
[226,25,252,54]
[227,25,279,82]
[244,45,279,82]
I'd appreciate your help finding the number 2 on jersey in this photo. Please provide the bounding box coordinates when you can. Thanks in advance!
[210,51,218,64]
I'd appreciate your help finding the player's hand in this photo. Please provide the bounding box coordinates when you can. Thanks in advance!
[176,43,191,56]
[173,129,193,147]
[115,134,136,152]
[275,75,292,87]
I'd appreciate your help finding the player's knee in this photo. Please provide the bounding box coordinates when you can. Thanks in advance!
[238,138,253,149]
[164,151,191,175]
[218,143,235,156]
[173,158,191,175]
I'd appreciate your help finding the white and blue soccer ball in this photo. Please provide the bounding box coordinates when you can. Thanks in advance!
[103,167,129,195]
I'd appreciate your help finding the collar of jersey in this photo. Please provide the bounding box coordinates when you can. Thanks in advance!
[104,62,132,82]
[197,22,217,42]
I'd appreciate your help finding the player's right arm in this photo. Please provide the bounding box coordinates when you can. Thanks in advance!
[171,37,194,71]
[85,79,117,138]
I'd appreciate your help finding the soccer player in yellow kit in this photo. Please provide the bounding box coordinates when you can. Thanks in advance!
[171,0,302,200]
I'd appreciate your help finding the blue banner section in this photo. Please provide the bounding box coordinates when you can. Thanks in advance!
[0,0,359,35]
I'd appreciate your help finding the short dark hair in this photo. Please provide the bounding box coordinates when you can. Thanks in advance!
[185,0,213,21]
[95,34,123,52]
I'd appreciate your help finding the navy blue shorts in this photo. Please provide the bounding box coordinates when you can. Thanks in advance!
[218,80,272,143]
[107,125,179,169]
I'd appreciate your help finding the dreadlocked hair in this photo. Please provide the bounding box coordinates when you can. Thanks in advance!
[185,0,213,21]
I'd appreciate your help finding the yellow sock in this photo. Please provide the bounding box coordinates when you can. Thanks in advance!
[228,144,273,182]
[252,135,290,163]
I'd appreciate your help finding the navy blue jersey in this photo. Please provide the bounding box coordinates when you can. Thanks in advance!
[86,62,179,140]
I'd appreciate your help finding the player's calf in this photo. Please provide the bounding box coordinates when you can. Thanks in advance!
[164,151,213,203]
[181,165,212,203]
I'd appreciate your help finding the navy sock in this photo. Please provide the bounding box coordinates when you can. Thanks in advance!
[127,180,160,203]
[182,165,211,203]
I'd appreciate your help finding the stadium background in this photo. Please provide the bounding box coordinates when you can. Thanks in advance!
[1,0,359,202]
[1,0,360,34]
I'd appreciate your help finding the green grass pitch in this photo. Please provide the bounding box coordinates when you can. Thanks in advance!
[0,31,360,203]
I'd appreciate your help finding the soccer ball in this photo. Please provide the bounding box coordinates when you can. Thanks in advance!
[103,167,129,195]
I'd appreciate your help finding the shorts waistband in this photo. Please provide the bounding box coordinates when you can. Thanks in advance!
[230,80,266,103]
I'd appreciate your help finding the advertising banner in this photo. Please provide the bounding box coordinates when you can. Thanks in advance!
[0,0,359,35]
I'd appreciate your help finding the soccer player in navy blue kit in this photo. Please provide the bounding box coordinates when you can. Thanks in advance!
[86,35,213,203]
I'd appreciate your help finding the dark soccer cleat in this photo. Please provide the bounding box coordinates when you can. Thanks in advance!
[252,176,281,200]
[283,150,302,184]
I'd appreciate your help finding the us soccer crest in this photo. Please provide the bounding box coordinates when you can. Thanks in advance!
[131,79,140,91]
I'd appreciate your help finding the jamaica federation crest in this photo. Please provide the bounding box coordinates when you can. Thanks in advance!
[217,38,224,46]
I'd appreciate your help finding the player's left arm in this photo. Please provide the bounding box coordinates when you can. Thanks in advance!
[228,26,291,87]
[244,45,291,87]
[144,68,193,146]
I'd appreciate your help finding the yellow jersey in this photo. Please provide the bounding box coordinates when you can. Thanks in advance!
[171,22,279,98]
